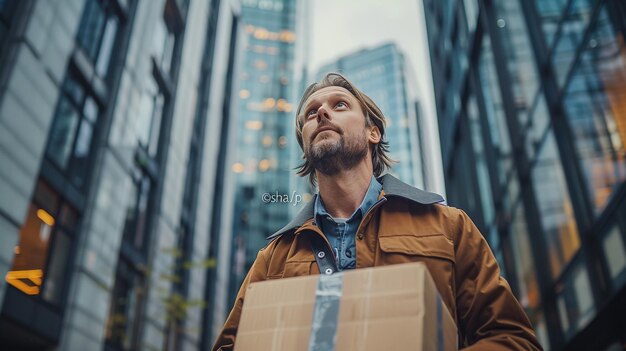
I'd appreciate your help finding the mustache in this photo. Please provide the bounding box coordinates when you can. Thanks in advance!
[310,120,343,143]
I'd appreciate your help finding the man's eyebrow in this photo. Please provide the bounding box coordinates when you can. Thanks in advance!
[303,92,353,109]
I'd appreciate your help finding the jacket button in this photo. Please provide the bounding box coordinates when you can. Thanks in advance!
[357,233,364,240]
[317,251,325,258]
[325,268,333,275]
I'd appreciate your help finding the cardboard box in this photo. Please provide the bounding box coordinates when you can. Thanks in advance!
[235,262,457,351]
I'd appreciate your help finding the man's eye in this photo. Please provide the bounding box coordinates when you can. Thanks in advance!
[336,101,347,108]
[306,108,317,117]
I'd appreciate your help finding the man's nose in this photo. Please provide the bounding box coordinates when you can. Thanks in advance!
[316,104,330,121]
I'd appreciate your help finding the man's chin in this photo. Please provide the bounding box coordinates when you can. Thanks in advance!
[310,139,340,155]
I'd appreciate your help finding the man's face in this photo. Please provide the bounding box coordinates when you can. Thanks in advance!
[300,86,373,175]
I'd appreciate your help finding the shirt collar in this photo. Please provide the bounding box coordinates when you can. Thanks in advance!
[267,173,445,240]
[313,176,383,226]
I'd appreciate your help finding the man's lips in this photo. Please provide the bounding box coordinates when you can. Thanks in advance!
[311,127,340,142]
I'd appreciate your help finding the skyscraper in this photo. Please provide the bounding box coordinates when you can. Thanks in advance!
[424,0,626,349]
[316,43,430,189]
[211,0,300,339]
[0,0,241,350]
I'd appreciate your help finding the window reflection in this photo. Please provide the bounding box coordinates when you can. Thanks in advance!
[47,96,80,169]
[76,0,119,78]
[510,202,544,335]
[137,78,164,156]
[533,0,568,46]
[462,0,478,33]
[122,176,151,251]
[602,224,626,287]
[532,129,580,278]
[563,7,626,213]
[152,13,176,75]
[468,95,495,227]
[105,260,142,350]
[494,0,539,123]
[46,74,101,188]
[479,35,513,190]
[551,0,594,87]
[556,260,595,340]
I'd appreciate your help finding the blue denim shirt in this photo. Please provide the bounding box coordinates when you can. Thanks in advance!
[314,176,383,271]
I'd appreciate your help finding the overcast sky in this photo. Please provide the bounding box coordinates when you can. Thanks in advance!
[308,0,446,196]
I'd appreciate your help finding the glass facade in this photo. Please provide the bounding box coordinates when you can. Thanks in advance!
[424,0,626,349]
[228,0,298,303]
[0,0,241,349]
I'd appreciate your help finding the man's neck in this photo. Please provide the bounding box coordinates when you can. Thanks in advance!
[316,162,374,219]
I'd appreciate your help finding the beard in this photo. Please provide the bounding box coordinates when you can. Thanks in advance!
[306,127,369,175]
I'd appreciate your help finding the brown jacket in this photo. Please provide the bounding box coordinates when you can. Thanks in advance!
[213,175,542,350]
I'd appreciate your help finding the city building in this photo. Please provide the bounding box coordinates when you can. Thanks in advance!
[0,0,241,350]
[210,0,301,340]
[316,43,430,189]
[423,0,626,350]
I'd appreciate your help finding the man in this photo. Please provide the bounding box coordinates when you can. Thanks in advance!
[213,73,542,350]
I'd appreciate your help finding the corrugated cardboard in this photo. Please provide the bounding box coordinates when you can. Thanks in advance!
[235,262,458,351]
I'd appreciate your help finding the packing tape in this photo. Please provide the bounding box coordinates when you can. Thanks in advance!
[437,292,443,351]
[308,272,344,351]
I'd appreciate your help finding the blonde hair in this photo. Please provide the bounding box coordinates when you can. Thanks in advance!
[295,72,394,185]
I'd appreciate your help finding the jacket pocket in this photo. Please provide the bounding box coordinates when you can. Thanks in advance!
[378,234,455,263]
[282,261,316,278]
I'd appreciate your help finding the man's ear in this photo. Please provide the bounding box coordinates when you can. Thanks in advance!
[368,126,381,144]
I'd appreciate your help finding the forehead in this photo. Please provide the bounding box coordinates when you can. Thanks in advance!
[303,86,356,107]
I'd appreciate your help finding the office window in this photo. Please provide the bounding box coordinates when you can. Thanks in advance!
[532,129,580,278]
[533,0,568,46]
[551,0,594,87]
[152,12,176,74]
[152,1,180,75]
[556,260,595,339]
[602,224,626,289]
[494,0,540,124]
[562,7,626,214]
[76,0,120,77]
[137,78,165,156]
[121,174,151,251]
[462,0,478,33]
[0,0,16,48]
[510,203,541,313]
[105,260,143,350]
[478,35,513,191]
[509,202,546,345]
[524,93,550,161]
[468,94,495,227]
[46,73,101,188]
[6,181,77,305]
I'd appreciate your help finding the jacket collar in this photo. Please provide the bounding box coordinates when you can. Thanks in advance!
[266,174,444,241]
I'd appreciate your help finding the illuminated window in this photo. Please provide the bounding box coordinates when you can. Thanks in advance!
[6,181,77,305]
[239,89,250,99]
[259,159,270,172]
[254,59,268,70]
[245,120,263,130]
[232,163,244,173]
